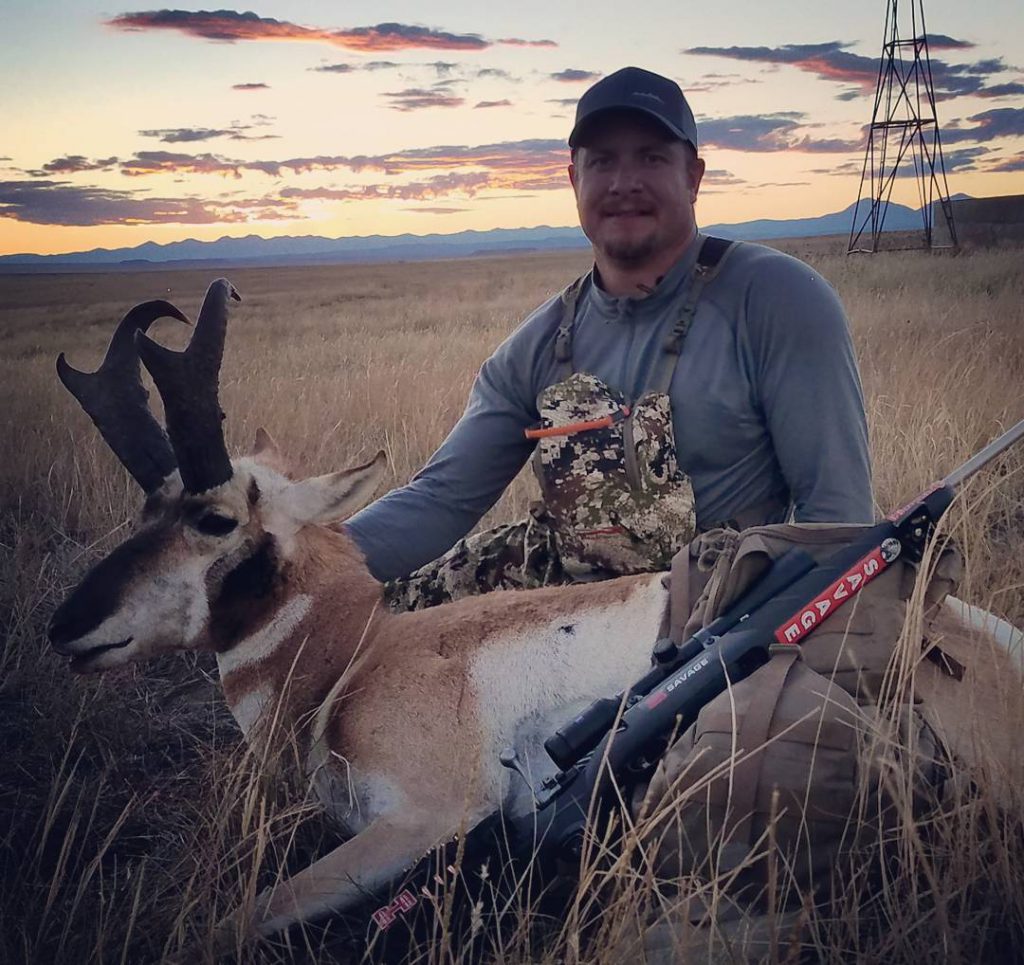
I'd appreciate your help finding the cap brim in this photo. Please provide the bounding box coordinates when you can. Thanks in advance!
[568,105,695,149]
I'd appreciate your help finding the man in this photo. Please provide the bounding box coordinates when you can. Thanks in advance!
[346,66,873,610]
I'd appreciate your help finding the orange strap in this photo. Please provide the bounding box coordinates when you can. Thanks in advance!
[524,406,630,440]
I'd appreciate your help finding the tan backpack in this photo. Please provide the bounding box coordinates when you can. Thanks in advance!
[636,522,960,898]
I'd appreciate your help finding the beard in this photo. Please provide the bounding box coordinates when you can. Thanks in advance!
[595,219,663,265]
[600,233,659,264]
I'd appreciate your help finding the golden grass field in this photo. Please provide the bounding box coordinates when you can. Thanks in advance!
[1,238,1023,963]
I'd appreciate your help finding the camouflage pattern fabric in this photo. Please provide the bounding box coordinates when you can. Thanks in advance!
[386,372,696,612]
[384,506,590,612]
[532,372,697,575]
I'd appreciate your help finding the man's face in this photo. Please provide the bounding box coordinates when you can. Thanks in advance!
[569,112,705,267]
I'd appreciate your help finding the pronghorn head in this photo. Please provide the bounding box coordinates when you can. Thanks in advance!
[47,280,385,673]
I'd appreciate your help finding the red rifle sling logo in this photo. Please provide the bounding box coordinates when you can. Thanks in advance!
[372,889,418,930]
[774,539,901,646]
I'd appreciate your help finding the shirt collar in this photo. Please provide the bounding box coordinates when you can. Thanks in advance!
[586,232,706,320]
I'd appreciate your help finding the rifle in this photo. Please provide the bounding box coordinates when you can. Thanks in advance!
[506,416,1024,871]
[364,417,1024,946]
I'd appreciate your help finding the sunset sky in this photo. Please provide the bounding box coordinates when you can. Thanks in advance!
[2,0,1022,256]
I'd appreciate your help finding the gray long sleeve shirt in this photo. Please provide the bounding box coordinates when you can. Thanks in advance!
[346,236,873,581]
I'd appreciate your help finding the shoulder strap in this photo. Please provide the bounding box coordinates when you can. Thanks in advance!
[647,236,738,395]
[718,644,800,871]
[553,274,587,380]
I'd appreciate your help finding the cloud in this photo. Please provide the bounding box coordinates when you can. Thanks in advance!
[699,113,862,153]
[138,124,278,142]
[119,150,253,177]
[943,107,1024,143]
[382,88,465,111]
[0,179,296,225]
[686,41,1018,101]
[476,68,517,81]
[551,69,600,83]
[474,99,512,109]
[976,82,1024,99]
[232,82,268,90]
[702,168,745,187]
[497,37,556,48]
[280,171,493,202]
[403,206,468,213]
[108,11,551,52]
[279,142,568,195]
[927,34,975,50]
[890,145,990,176]
[808,160,862,176]
[546,97,578,108]
[34,155,120,174]
[2,138,572,226]
[687,42,879,91]
[942,146,992,170]
[340,140,569,184]
[310,63,355,74]
[426,60,460,75]
[683,76,762,94]
[311,60,507,82]
[34,139,571,190]
[986,153,1024,172]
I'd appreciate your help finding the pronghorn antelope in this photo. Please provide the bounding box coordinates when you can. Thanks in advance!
[48,279,1024,945]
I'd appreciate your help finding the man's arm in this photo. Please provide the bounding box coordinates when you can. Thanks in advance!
[344,303,557,582]
[744,254,874,523]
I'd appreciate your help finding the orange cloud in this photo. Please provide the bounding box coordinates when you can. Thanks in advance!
[0,179,296,225]
[30,140,573,195]
[108,11,553,52]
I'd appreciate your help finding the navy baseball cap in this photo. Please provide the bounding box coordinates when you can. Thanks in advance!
[568,67,698,151]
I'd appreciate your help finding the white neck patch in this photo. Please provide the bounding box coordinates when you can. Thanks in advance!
[216,593,313,679]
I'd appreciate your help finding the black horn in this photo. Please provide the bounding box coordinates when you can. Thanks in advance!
[136,278,241,494]
[56,300,188,493]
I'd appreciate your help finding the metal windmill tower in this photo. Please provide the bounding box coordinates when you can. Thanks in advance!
[848,0,957,252]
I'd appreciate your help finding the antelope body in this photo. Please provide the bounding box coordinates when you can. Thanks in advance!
[47,280,1024,943]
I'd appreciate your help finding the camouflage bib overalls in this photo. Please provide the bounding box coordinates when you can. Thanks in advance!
[529,236,736,576]
[385,237,738,611]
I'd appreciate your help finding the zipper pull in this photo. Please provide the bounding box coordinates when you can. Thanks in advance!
[525,405,631,440]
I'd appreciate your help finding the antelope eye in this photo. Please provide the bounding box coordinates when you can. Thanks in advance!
[194,512,238,537]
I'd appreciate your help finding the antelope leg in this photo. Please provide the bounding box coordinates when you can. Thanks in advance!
[252,816,450,938]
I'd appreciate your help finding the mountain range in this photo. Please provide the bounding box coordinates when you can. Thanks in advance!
[0,198,952,271]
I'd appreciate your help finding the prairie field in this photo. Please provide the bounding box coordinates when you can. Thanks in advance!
[1,239,1023,964]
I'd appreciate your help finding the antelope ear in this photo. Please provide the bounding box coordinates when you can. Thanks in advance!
[283,451,387,524]
[251,427,293,475]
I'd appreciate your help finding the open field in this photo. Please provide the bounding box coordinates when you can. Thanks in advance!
[1,239,1023,963]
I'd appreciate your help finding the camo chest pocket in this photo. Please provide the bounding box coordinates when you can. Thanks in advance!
[529,375,633,526]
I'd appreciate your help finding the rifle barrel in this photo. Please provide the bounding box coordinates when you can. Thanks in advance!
[943,417,1024,489]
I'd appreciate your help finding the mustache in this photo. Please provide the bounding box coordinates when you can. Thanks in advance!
[600,204,656,215]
